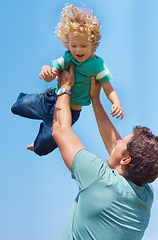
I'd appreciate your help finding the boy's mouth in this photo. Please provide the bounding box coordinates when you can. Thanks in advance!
[76,54,84,58]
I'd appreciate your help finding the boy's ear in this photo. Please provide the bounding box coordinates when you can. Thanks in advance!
[120,155,131,165]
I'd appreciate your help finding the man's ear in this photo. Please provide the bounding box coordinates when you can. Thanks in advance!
[120,155,131,165]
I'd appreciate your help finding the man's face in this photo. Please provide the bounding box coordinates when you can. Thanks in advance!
[107,134,133,169]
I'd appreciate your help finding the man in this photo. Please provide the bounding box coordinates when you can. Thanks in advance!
[52,65,158,240]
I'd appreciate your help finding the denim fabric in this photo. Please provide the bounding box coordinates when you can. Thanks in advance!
[11,88,81,156]
[11,88,57,119]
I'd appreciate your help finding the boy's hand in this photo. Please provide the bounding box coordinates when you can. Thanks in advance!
[111,103,124,120]
[39,65,58,82]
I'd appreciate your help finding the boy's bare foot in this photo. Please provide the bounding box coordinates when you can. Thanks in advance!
[27,143,34,151]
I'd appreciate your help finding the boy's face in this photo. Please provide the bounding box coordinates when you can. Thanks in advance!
[68,31,94,63]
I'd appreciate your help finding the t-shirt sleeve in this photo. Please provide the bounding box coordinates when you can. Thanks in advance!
[95,57,113,84]
[52,56,65,72]
[52,51,73,72]
[71,149,107,190]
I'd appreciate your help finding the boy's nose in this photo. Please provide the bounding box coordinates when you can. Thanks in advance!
[76,47,81,53]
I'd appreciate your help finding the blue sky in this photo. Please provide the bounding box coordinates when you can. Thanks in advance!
[1,0,158,239]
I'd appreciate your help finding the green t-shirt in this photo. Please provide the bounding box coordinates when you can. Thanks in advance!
[61,149,153,240]
[52,51,113,106]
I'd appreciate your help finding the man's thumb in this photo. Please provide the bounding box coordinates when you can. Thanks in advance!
[90,76,95,85]
[70,64,74,76]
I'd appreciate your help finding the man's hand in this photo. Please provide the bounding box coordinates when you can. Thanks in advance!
[57,65,74,91]
[90,76,101,102]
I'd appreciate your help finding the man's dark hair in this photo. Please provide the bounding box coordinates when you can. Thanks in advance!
[125,126,158,185]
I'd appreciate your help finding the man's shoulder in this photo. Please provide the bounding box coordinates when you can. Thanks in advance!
[144,183,154,198]
[71,149,107,178]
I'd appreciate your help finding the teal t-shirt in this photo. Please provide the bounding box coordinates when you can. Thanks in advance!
[61,149,154,240]
[52,51,113,106]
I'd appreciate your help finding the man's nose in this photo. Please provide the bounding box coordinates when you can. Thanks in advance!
[116,139,122,145]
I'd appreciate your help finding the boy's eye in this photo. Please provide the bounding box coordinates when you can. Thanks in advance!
[71,45,76,48]
[81,45,87,48]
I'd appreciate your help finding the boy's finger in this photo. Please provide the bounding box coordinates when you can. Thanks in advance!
[111,106,117,113]
[111,108,120,116]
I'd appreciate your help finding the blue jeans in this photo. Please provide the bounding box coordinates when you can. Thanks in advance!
[11,88,81,156]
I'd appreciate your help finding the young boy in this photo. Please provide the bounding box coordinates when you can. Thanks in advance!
[11,4,124,156]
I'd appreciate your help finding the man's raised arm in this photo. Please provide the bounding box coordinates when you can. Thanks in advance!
[52,66,85,171]
[90,77,121,156]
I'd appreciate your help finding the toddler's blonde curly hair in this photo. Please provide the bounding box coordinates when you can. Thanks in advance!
[55,4,101,52]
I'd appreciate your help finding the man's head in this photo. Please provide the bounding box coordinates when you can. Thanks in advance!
[107,126,158,185]
[125,126,158,185]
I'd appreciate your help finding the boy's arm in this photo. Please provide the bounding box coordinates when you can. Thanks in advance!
[52,66,85,171]
[90,78,121,155]
[39,65,59,82]
[101,81,124,119]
